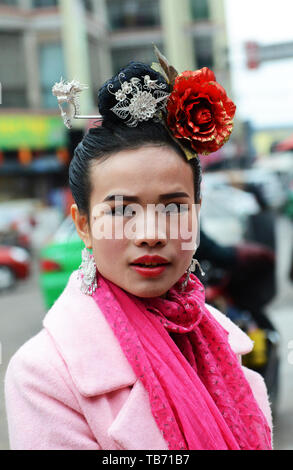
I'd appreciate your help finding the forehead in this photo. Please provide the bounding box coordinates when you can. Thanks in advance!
[89,145,195,202]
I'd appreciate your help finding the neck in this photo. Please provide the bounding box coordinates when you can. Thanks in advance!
[160,292,168,299]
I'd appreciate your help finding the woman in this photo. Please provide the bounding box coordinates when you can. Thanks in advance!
[5,56,273,450]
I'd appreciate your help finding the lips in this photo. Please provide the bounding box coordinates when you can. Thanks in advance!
[130,255,171,278]
[130,255,170,267]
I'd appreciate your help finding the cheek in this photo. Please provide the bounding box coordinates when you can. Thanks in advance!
[168,208,199,246]
[173,209,199,271]
[92,237,128,272]
[90,214,128,268]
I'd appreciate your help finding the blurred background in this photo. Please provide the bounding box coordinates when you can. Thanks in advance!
[0,0,292,450]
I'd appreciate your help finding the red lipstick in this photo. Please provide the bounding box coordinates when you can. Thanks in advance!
[130,255,170,278]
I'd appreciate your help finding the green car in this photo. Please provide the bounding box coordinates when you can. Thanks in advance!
[39,216,83,309]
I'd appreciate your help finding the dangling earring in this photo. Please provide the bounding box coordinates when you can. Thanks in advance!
[181,257,205,291]
[78,247,98,295]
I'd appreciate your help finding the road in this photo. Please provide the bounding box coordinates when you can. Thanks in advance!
[0,257,46,450]
[266,216,293,450]
[0,215,292,450]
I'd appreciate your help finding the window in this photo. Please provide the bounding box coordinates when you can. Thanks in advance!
[107,0,161,30]
[111,44,163,74]
[194,36,213,69]
[82,0,93,13]
[32,0,58,7]
[88,37,102,106]
[0,32,27,107]
[39,42,65,108]
[0,0,18,6]
[190,0,209,21]
[33,0,93,12]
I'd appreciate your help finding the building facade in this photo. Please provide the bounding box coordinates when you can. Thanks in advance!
[0,0,231,199]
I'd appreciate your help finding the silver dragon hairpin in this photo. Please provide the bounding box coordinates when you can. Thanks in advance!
[52,73,170,128]
[52,78,102,129]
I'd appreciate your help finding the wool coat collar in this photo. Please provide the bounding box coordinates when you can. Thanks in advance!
[43,270,137,397]
[43,270,253,398]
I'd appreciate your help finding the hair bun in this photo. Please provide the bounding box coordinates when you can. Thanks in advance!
[97,61,169,126]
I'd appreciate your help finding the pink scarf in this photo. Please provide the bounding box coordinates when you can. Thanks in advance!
[92,270,272,450]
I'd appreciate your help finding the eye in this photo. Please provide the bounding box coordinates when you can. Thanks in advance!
[163,203,189,214]
[110,205,136,217]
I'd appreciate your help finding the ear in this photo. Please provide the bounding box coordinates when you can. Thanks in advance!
[71,204,92,249]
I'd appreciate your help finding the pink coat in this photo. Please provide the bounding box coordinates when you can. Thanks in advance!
[5,270,273,450]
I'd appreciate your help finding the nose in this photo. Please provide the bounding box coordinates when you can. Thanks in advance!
[134,235,167,248]
[133,210,167,248]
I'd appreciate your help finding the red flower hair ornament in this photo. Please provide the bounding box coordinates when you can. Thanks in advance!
[152,46,236,160]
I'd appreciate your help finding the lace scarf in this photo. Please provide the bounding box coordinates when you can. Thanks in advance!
[92,271,272,450]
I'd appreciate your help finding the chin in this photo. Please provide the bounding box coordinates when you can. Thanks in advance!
[127,282,170,299]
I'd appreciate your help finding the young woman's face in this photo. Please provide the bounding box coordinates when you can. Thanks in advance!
[73,145,200,298]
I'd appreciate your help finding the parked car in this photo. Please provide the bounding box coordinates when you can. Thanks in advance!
[201,174,260,246]
[0,245,31,291]
[39,217,83,309]
[254,152,293,216]
[242,167,287,211]
[0,199,40,253]
[0,223,32,253]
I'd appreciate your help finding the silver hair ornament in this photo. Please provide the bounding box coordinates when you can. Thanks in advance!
[52,78,102,129]
[107,73,170,127]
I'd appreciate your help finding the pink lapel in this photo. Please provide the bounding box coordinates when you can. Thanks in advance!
[43,270,137,397]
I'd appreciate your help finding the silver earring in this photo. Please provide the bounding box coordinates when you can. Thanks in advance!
[78,247,97,295]
[181,258,205,291]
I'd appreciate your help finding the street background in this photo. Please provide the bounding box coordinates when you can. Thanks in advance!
[0,0,293,450]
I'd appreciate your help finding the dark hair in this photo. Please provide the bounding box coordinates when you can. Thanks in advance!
[69,62,202,220]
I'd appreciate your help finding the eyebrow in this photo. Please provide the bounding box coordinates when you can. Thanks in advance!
[103,192,190,202]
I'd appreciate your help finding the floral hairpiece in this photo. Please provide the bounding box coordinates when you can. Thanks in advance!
[52,46,236,160]
[151,46,236,159]
[107,73,170,127]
